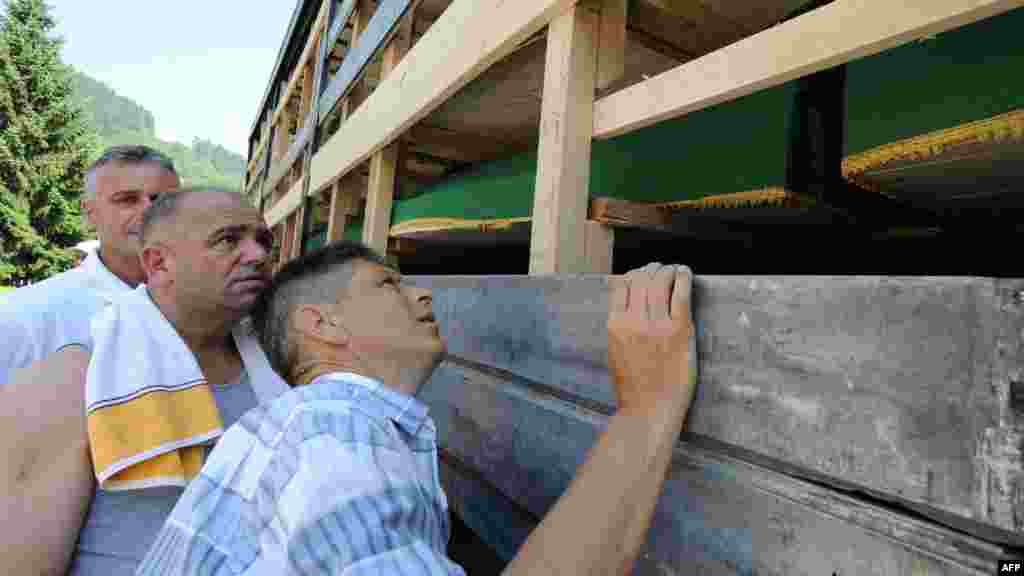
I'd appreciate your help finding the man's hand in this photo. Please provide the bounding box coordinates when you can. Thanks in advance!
[607,262,695,416]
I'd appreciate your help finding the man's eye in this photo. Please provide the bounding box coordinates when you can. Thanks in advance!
[218,235,239,247]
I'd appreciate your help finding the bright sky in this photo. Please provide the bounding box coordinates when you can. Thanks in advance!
[49,1,298,156]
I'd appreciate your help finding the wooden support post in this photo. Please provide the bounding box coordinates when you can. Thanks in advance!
[362,11,414,255]
[301,60,315,118]
[529,3,604,274]
[327,178,356,242]
[281,216,294,266]
[291,201,306,259]
[594,0,627,92]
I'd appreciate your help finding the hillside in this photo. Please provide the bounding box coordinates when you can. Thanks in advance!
[71,71,246,190]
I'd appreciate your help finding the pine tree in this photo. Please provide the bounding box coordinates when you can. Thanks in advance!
[0,0,99,285]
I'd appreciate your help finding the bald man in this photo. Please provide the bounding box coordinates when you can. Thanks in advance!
[0,188,283,576]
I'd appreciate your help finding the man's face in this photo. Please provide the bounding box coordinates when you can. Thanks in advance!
[155,193,274,316]
[82,161,180,259]
[333,259,444,363]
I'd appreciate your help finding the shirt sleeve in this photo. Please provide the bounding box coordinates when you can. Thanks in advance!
[0,307,37,387]
[254,412,467,576]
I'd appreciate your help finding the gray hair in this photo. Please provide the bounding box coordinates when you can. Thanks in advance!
[84,145,178,199]
[251,241,386,381]
[139,185,245,244]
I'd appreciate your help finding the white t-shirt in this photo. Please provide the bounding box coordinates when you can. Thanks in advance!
[0,250,134,386]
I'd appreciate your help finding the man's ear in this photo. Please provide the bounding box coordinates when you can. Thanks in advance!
[292,304,350,346]
[81,197,96,228]
[140,243,170,286]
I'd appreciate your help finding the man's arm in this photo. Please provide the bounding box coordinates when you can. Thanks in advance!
[502,263,696,576]
[0,346,96,576]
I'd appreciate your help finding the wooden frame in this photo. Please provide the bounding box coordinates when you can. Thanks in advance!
[592,0,1024,140]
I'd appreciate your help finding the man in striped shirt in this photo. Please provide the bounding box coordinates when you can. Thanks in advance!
[138,240,697,575]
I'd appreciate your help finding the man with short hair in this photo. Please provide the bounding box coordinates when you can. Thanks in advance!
[138,240,698,575]
[0,188,287,575]
[0,144,180,385]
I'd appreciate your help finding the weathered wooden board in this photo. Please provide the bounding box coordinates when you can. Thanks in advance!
[318,0,414,122]
[405,274,1024,546]
[420,359,1016,574]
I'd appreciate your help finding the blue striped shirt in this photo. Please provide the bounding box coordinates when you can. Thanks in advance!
[136,372,467,575]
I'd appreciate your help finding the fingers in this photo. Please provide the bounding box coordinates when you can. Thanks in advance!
[670,265,693,322]
[648,264,675,320]
[610,275,629,315]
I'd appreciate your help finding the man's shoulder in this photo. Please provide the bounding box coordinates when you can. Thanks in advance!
[240,381,400,453]
[1,267,99,315]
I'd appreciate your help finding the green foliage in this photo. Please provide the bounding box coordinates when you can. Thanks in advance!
[70,73,246,191]
[0,0,95,285]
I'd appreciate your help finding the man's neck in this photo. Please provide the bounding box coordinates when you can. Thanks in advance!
[294,354,435,398]
[149,288,236,357]
[97,246,144,287]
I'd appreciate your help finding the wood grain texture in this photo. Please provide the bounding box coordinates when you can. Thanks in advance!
[405,274,1024,544]
[594,0,1024,139]
[302,0,579,229]
[421,357,1014,574]
[529,4,601,274]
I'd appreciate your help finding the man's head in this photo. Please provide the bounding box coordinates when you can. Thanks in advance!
[139,187,273,320]
[252,241,443,391]
[81,146,180,266]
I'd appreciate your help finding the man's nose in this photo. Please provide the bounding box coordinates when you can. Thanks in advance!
[240,237,270,265]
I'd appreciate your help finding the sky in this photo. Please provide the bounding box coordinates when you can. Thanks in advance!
[48,1,298,156]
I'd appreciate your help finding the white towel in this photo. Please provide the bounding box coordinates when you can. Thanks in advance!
[85,284,288,491]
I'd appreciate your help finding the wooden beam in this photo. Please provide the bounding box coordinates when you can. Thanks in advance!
[594,0,627,92]
[291,200,306,259]
[593,0,1024,140]
[529,3,601,274]
[272,0,331,128]
[424,358,1013,573]
[363,10,414,254]
[320,0,404,123]
[326,178,358,242]
[407,274,1024,548]
[265,177,305,231]
[589,196,752,240]
[295,0,579,229]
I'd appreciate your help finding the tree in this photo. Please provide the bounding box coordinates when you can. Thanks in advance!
[0,0,98,285]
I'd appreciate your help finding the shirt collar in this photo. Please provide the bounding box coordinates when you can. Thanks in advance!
[310,371,431,436]
[80,249,134,295]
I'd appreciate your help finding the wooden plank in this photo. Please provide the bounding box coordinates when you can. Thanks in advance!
[266,110,317,195]
[272,0,331,128]
[405,274,1024,545]
[594,0,627,92]
[528,4,601,275]
[291,201,306,259]
[362,9,414,255]
[265,176,305,230]
[421,358,1014,574]
[318,0,414,123]
[588,196,755,240]
[582,220,613,273]
[324,0,358,61]
[593,0,1024,140]
[297,0,579,229]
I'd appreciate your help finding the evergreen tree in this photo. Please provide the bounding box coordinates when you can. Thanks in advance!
[0,0,98,285]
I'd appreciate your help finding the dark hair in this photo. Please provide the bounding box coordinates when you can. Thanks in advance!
[139,186,245,244]
[85,145,177,198]
[251,240,386,379]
